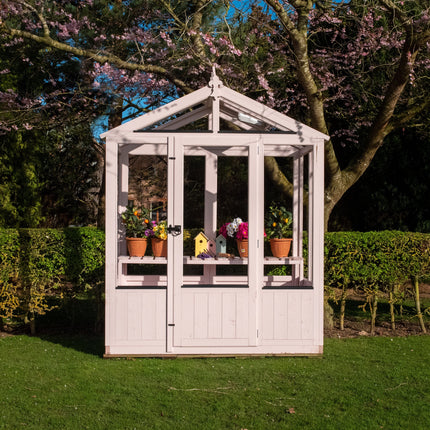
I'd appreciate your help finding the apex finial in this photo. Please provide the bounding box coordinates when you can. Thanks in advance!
[209,65,222,93]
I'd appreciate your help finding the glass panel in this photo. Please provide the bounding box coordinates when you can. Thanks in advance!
[264,156,294,260]
[128,154,167,215]
[183,156,205,230]
[122,153,168,281]
[183,155,205,279]
[263,150,309,286]
[216,155,248,278]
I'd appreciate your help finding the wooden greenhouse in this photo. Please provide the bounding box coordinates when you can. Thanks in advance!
[101,71,328,357]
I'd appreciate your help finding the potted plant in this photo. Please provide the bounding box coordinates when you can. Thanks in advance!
[265,203,293,258]
[149,220,168,257]
[219,217,249,258]
[121,204,152,256]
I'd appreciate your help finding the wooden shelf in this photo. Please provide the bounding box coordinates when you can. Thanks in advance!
[118,255,303,265]
[118,256,168,264]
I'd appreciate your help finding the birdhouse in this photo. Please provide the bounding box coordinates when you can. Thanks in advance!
[194,232,209,257]
[207,239,216,257]
[216,234,227,255]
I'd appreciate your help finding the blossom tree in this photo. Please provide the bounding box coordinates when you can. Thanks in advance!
[261,0,430,227]
[1,0,429,228]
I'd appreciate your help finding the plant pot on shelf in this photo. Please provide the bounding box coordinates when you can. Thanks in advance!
[236,239,248,258]
[126,237,147,257]
[270,238,292,258]
[151,237,167,257]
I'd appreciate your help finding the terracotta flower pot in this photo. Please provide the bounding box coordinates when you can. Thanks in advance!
[126,237,147,257]
[151,237,167,257]
[236,239,248,258]
[270,238,292,258]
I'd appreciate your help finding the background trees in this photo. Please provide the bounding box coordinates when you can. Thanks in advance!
[1,0,429,230]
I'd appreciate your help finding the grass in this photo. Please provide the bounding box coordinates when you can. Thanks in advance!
[1,334,429,429]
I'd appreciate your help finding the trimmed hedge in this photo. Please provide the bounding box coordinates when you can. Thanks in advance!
[0,228,104,331]
[324,231,430,332]
[325,231,430,290]
[1,228,429,330]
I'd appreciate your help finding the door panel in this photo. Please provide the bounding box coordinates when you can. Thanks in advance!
[171,137,260,348]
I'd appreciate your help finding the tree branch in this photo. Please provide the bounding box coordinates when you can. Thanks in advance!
[388,97,430,133]
[264,156,308,207]
[264,0,299,37]
[16,0,50,38]
[264,0,341,189]
[341,5,429,190]
[1,26,193,94]
[189,0,213,64]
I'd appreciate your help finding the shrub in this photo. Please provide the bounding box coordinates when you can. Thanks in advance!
[1,229,429,332]
[0,228,104,332]
[325,231,430,332]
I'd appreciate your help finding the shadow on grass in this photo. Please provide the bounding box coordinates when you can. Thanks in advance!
[329,296,430,324]
[34,297,105,357]
[38,332,105,357]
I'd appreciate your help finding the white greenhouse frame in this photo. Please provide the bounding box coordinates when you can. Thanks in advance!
[101,71,328,357]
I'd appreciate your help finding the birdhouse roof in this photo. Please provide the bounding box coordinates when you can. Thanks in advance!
[194,232,209,241]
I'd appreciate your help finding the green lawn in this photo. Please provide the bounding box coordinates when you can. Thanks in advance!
[0,334,429,429]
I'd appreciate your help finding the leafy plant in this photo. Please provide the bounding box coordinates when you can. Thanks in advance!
[121,204,152,238]
[265,203,292,239]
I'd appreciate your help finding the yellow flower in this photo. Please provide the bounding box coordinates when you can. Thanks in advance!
[134,210,139,216]
[272,222,277,227]
[284,218,289,224]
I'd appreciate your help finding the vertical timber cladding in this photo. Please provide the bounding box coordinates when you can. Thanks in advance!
[101,71,328,356]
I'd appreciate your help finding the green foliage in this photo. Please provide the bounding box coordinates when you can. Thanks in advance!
[0,126,101,228]
[325,231,430,291]
[265,203,292,239]
[0,228,104,329]
[0,131,44,227]
[324,231,430,332]
[1,228,429,330]
[120,203,151,238]
[0,34,102,228]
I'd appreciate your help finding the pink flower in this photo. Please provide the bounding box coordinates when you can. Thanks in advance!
[236,222,248,240]
[219,223,229,239]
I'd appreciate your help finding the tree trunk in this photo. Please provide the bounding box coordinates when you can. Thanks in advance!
[324,299,334,330]
[389,289,396,331]
[339,288,347,331]
[413,276,427,333]
[30,315,36,336]
[264,156,296,198]
[370,293,378,335]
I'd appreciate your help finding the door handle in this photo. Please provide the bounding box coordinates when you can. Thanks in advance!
[167,225,182,236]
